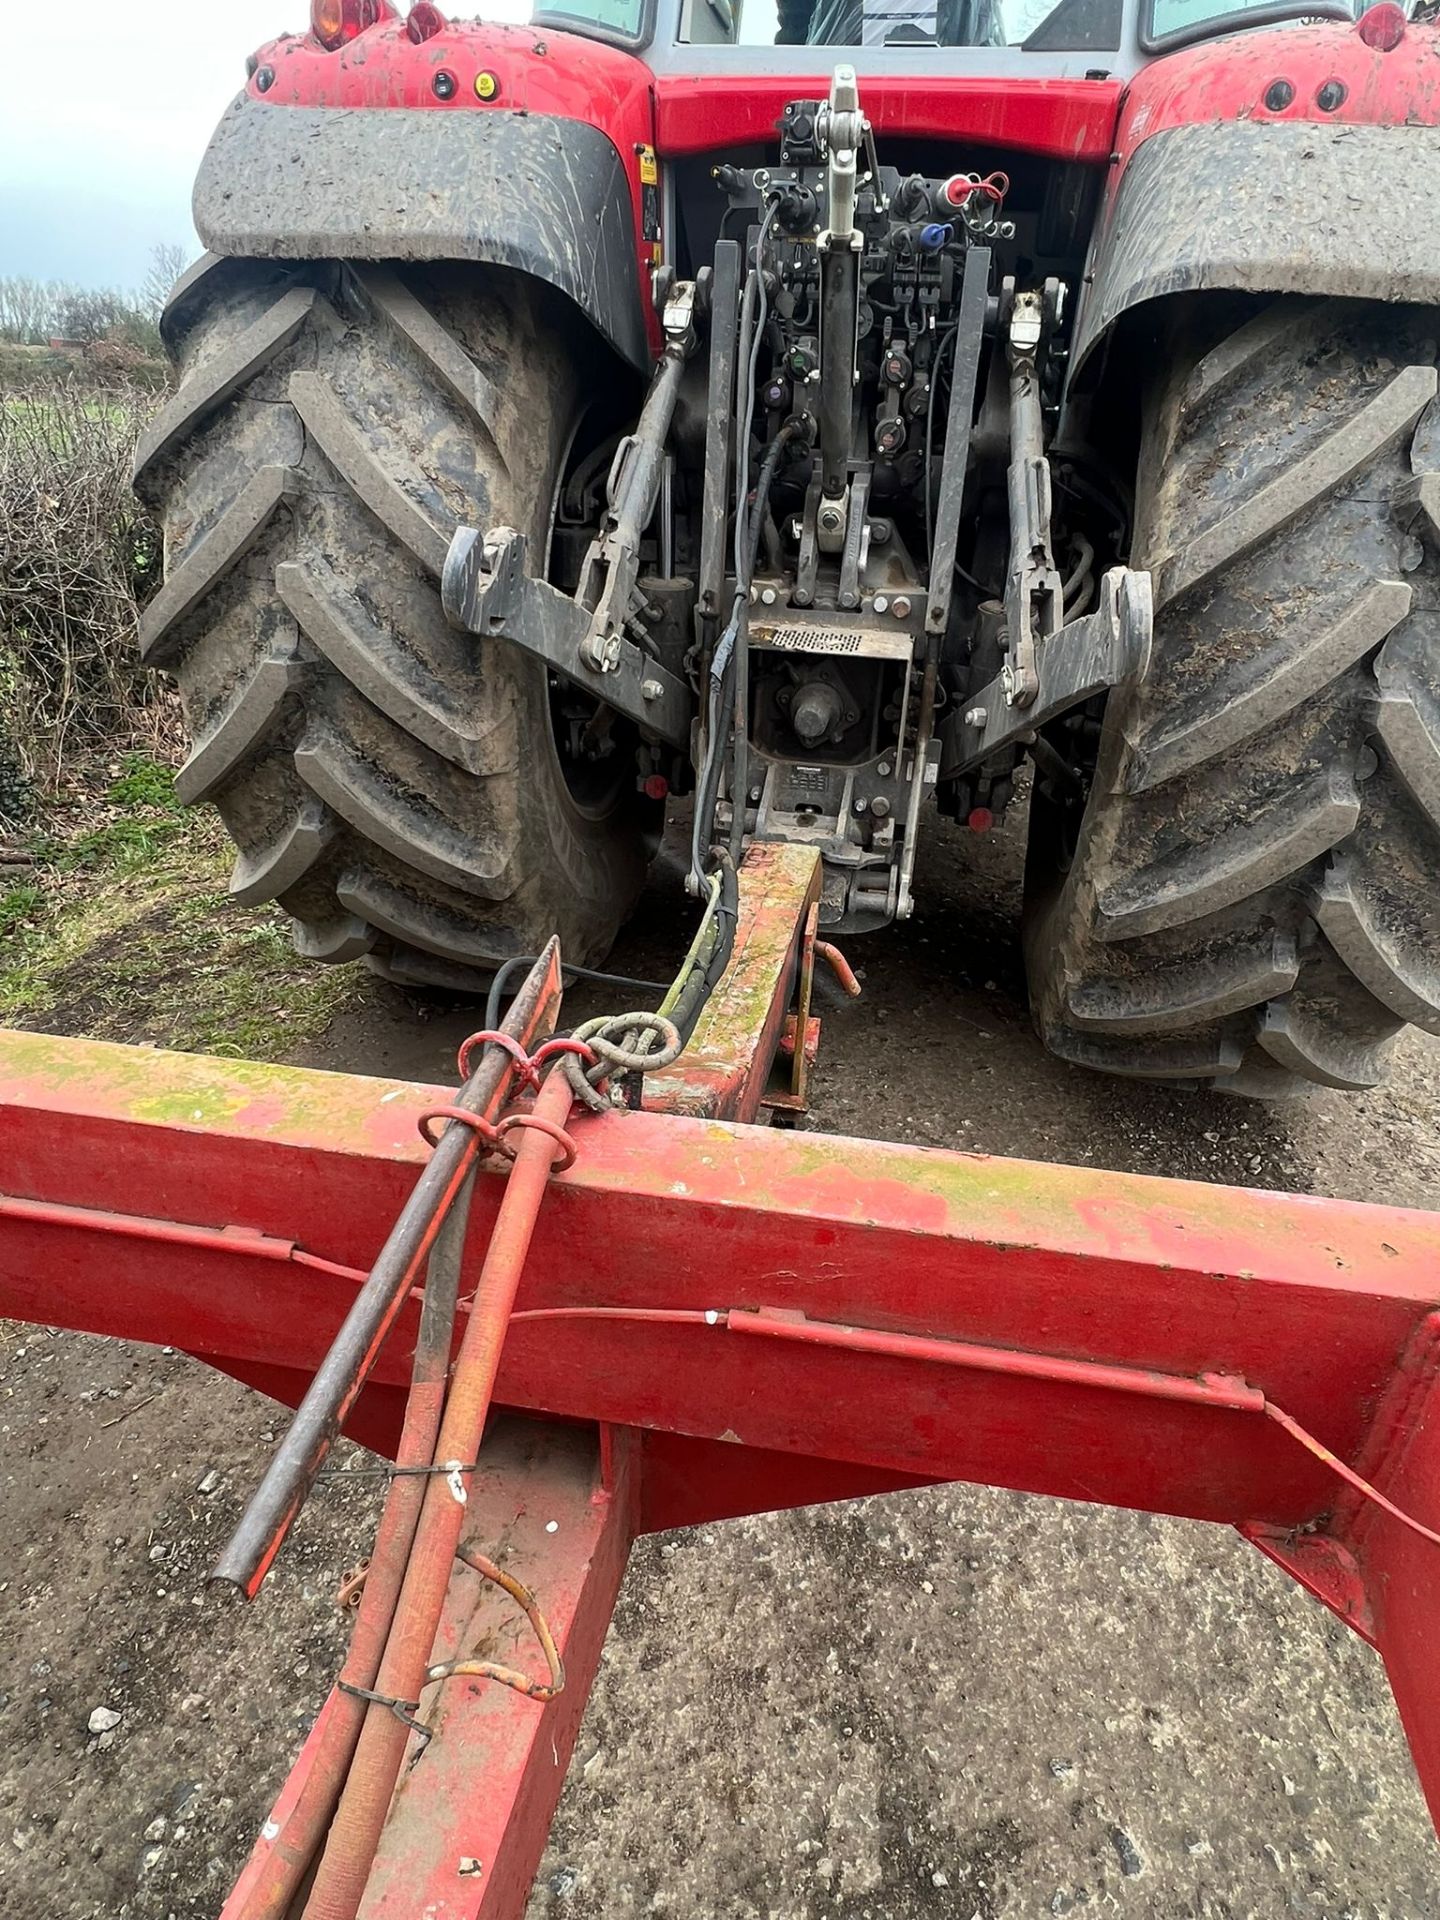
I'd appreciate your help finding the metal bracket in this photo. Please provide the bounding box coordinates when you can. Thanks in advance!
[442,527,693,750]
[1001,288,1063,708]
[924,246,990,641]
[817,65,864,248]
[837,466,871,610]
[940,566,1152,780]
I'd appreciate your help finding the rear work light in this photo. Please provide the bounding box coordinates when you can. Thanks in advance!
[1356,1,1406,49]
[311,0,390,50]
[407,2,448,39]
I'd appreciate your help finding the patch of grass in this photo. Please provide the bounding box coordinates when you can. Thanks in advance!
[0,881,43,939]
[67,811,186,873]
[0,785,366,1061]
[107,753,180,811]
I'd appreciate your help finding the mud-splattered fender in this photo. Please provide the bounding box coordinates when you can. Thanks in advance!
[1071,17,1440,381]
[193,99,651,371]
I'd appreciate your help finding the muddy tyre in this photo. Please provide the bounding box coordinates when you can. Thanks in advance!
[134,259,650,988]
[1025,300,1440,1094]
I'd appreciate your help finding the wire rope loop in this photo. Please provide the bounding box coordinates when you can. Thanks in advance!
[456,1028,540,1087]
[417,1106,503,1153]
[495,1111,579,1174]
[529,1037,599,1073]
[560,1011,684,1114]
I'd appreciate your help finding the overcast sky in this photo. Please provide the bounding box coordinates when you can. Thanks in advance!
[2,0,1052,295]
[1,2,291,293]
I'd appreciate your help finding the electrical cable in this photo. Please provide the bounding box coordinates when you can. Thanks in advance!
[727,196,781,868]
[691,194,780,897]
[484,958,667,1033]
[659,871,723,1022]
[662,853,739,1046]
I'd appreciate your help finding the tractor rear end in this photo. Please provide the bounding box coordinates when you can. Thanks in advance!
[17,7,1431,1898]
[132,0,1440,1103]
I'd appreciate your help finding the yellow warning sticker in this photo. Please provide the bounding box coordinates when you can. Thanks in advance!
[637,144,659,187]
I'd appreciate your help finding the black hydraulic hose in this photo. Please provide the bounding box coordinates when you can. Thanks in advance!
[744,420,806,588]
[693,647,734,888]
[485,957,667,1033]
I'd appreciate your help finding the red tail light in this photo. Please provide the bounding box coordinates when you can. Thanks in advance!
[1356,1,1406,49]
[311,0,390,50]
[407,2,447,39]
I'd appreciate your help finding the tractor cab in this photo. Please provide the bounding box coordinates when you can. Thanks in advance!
[546,0,1366,68]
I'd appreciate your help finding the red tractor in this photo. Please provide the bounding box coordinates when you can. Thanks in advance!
[137,0,1440,1099]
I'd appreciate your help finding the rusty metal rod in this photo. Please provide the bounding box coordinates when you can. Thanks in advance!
[505,1304,1265,1413]
[814,941,861,998]
[230,1179,477,1920]
[0,1193,359,1275]
[212,940,562,1600]
[301,1067,578,1920]
[722,1309,1266,1413]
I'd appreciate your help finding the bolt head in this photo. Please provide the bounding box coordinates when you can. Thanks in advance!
[641,679,664,701]
[891,595,911,619]
[854,797,868,814]
[873,595,889,614]
[760,587,777,606]
[877,760,891,776]
[965,706,988,727]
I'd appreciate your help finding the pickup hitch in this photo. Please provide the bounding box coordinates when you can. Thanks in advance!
[442,525,692,750]
[939,565,1152,780]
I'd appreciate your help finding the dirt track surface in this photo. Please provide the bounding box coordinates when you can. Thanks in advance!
[2,810,1439,1917]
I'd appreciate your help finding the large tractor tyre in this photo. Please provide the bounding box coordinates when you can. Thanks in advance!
[1025,299,1440,1095]
[134,259,651,991]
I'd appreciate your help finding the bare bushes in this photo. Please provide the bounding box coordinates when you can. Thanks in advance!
[0,382,164,826]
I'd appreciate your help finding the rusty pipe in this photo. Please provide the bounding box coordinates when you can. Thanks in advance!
[230,1180,476,1920]
[301,1066,578,1920]
[212,941,562,1600]
[814,941,861,998]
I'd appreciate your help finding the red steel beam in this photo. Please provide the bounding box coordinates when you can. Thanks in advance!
[356,1418,635,1918]
[225,1418,636,1920]
[3,1030,1440,1852]
[2,1030,1438,1537]
[643,840,820,1121]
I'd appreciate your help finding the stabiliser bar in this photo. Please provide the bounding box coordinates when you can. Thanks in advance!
[1,841,1438,1914]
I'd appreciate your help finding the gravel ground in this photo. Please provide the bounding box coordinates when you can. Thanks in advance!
[2,807,1438,1918]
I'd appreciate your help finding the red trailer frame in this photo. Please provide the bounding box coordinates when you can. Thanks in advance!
[1,843,1437,1916]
